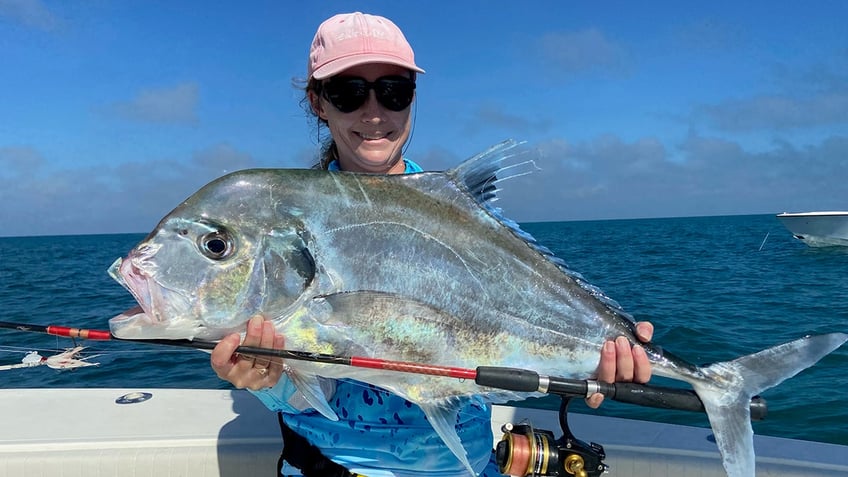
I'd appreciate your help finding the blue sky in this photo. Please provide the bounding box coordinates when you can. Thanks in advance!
[1,1,846,237]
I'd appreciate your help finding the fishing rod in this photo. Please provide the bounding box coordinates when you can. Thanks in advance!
[0,319,767,420]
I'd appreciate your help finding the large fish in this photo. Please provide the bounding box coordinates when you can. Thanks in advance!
[109,141,846,476]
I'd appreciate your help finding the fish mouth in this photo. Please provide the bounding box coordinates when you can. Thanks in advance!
[107,255,205,340]
[107,256,158,338]
[108,305,157,338]
[108,257,153,316]
[108,305,206,340]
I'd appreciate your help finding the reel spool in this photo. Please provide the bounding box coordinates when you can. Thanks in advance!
[495,398,607,477]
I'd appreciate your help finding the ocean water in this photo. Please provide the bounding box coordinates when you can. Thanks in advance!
[1,215,846,447]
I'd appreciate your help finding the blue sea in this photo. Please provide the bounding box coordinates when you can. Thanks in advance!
[1,214,846,446]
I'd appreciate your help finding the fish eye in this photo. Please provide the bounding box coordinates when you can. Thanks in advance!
[198,230,234,260]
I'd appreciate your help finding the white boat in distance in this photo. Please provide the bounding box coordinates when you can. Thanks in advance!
[776,211,848,247]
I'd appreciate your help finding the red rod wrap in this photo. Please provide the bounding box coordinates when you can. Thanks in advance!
[45,326,112,340]
[350,356,477,380]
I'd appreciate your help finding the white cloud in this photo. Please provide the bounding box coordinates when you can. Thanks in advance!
[464,104,553,136]
[3,131,846,237]
[0,145,44,176]
[670,17,746,53]
[107,83,200,124]
[697,91,848,131]
[0,0,61,31]
[494,132,848,222]
[191,143,256,175]
[537,28,630,76]
[0,142,262,237]
[696,59,848,132]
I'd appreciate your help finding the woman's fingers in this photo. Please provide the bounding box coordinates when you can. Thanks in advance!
[210,316,285,390]
[210,333,241,377]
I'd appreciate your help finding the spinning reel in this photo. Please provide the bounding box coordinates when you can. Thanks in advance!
[495,397,607,477]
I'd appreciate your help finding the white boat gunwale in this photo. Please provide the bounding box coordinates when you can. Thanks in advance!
[1,388,846,476]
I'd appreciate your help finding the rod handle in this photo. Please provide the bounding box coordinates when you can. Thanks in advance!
[475,366,767,420]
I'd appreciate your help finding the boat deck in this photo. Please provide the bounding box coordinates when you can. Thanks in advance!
[1,388,846,476]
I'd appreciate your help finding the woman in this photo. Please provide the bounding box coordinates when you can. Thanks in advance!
[211,12,653,477]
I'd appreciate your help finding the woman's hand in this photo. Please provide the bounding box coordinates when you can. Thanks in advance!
[210,315,286,391]
[586,321,654,409]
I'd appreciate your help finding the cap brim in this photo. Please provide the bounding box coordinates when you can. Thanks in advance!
[312,54,425,80]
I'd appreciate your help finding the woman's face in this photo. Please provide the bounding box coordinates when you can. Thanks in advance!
[313,63,414,174]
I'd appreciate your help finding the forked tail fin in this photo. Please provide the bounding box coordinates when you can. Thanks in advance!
[691,332,847,477]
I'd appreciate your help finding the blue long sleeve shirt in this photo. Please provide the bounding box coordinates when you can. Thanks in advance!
[252,378,501,476]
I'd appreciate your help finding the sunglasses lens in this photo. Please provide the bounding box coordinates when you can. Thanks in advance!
[374,77,415,112]
[323,76,415,113]
[323,79,368,113]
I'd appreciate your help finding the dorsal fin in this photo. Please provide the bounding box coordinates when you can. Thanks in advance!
[447,139,536,212]
[447,140,635,321]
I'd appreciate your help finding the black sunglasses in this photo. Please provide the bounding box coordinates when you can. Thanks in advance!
[321,75,416,113]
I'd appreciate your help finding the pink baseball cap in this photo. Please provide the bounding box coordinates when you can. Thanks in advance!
[308,12,425,80]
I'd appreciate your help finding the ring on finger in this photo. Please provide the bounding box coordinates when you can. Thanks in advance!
[256,367,268,376]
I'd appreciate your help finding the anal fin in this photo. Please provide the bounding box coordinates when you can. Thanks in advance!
[418,402,476,476]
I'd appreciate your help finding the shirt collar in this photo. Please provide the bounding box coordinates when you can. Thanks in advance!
[327,158,422,174]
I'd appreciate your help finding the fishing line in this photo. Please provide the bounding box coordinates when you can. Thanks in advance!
[401,88,417,160]
[759,230,771,251]
[0,345,52,354]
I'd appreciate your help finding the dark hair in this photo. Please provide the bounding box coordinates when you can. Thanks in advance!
[300,71,417,170]
[296,77,335,170]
